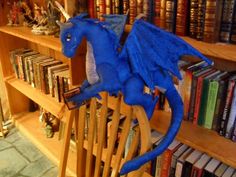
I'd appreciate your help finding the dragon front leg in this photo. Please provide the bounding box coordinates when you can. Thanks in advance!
[69,63,122,105]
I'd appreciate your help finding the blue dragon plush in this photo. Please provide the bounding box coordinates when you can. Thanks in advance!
[57,14,212,175]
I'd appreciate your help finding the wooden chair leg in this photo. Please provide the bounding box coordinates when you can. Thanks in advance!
[58,110,75,177]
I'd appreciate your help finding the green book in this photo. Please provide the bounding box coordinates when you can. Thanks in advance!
[204,72,228,129]
[198,70,221,126]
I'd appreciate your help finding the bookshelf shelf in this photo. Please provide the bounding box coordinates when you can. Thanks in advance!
[125,25,236,62]
[150,111,236,169]
[6,77,65,118]
[13,111,76,176]
[0,26,62,52]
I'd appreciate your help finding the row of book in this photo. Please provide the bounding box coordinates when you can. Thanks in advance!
[149,130,236,177]
[9,48,70,103]
[85,0,236,44]
[176,60,236,142]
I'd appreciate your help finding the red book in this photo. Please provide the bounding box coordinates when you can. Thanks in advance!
[160,140,182,177]
[88,0,95,18]
[175,0,189,36]
[193,69,216,124]
[153,0,161,26]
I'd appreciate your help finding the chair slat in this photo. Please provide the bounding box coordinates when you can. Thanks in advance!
[111,107,133,177]
[94,93,108,177]
[77,105,87,177]
[85,98,97,177]
[102,96,121,177]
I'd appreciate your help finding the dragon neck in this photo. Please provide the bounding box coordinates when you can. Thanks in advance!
[86,41,99,85]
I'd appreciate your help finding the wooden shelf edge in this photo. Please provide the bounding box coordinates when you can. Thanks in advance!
[6,77,65,118]
[150,110,236,168]
[0,26,62,52]
[12,111,76,177]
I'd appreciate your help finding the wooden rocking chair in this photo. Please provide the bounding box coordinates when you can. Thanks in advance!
[58,92,152,177]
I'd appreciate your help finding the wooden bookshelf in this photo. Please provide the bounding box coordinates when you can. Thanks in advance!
[125,25,236,62]
[6,77,65,118]
[150,111,236,169]
[0,26,62,52]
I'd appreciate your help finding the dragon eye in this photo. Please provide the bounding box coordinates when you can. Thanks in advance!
[66,33,71,42]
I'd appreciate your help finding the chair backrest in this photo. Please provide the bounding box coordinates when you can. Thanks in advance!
[59,92,152,177]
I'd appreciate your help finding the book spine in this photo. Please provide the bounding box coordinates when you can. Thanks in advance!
[230,3,236,43]
[193,77,204,124]
[218,79,236,136]
[123,0,129,14]
[143,0,150,21]
[160,149,172,177]
[99,0,106,20]
[197,79,210,126]
[203,0,223,43]
[183,71,193,120]
[105,0,111,14]
[211,80,228,131]
[225,86,236,138]
[155,155,163,177]
[204,81,219,129]
[231,121,236,142]
[165,0,177,33]
[153,0,161,26]
[129,0,137,24]
[175,0,189,36]
[188,75,198,121]
[189,0,199,38]
[196,0,206,40]
[219,0,235,43]
[137,0,144,15]
[160,0,166,29]
[88,0,95,18]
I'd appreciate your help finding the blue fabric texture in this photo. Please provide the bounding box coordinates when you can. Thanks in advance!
[59,16,212,175]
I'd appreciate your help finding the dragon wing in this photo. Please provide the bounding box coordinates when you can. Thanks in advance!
[120,19,213,90]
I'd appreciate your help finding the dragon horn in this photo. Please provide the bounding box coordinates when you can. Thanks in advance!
[54,1,70,21]
[120,85,183,175]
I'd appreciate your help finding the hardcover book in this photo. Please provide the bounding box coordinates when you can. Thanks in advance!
[219,0,236,43]
[203,0,223,43]
[225,85,236,138]
[195,0,207,40]
[191,154,211,177]
[160,140,182,177]
[165,0,177,33]
[189,0,199,38]
[218,75,236,136]
[181,150,203,177]
[175,148,194,177]
[222,167,235,177]
[175,0,189,36]
[204,72,228,129]
[214,163,228,177]
[202,158,220,177]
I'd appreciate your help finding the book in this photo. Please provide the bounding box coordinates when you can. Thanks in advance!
[169,144,189,177]
[222,167,235,177]
[181,150,203,177]
[219,0,236,43]
[211,73,230,131]
[129,0,137,24]
[233,171,236,177]
[191,154,211,177]
[225,85,236,138]
[197,70,221,126]
[153,0,161,26]
[214,163,228,177]
[188,66,212,121]
[160,140,182,177]
[47,64,69,97]
[175,148,193,177]
[218,75,236,136]
[202,158,220,177]
[160,0,166,29]
[175,0,189,36]
[203,0,223,43]
[189,0,199,38]
[204,72,228,129]
[230,6,236,43]
[165,0,177,33]
[195,0,207,40]
[39,60,62,94]
[231,118,236,142]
